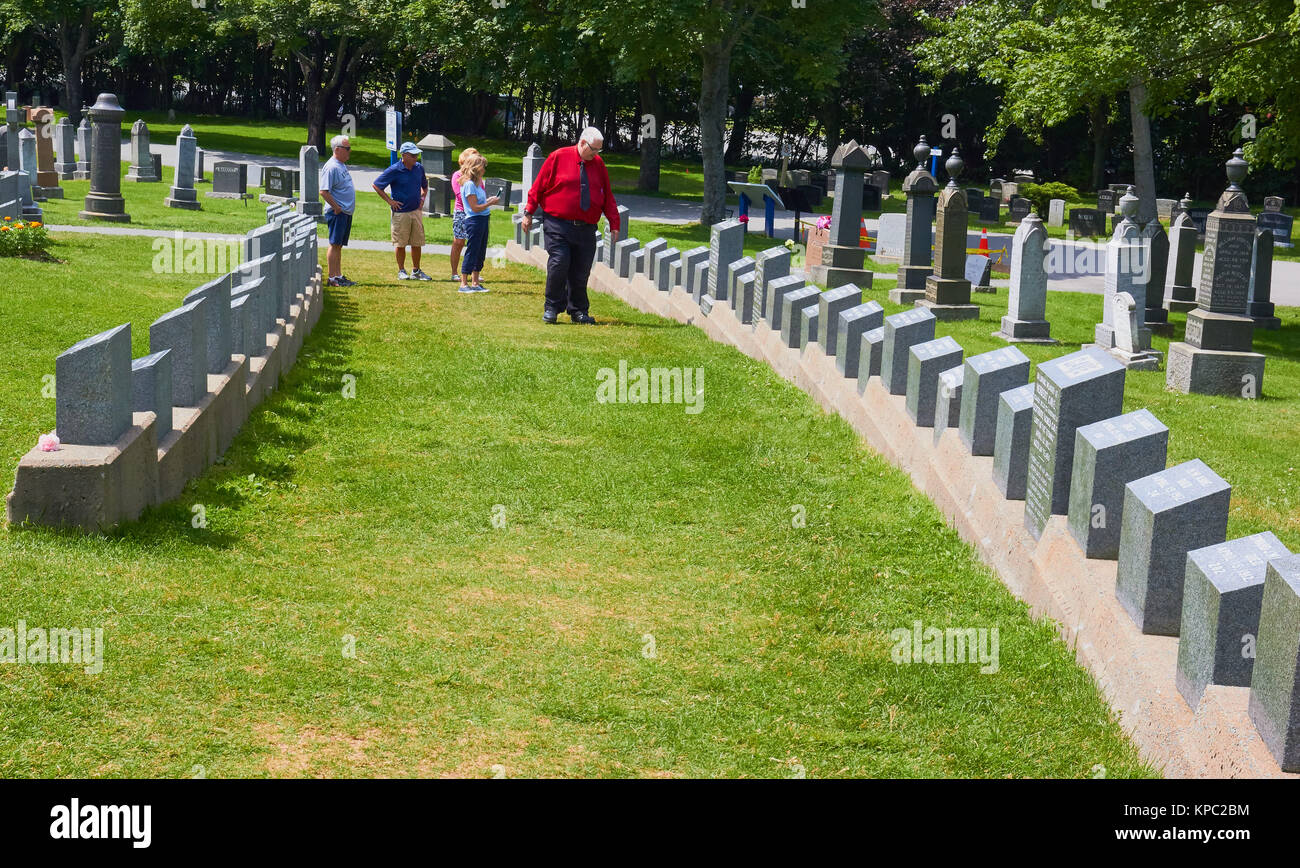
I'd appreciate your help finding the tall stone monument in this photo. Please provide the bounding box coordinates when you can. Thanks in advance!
[164,124,201,210]
[891,137,938,304]
[79,93,130,223]
[917,149,978,320]
[810,139,873,289]
[1167,149,1266,398]
[1093,187,1160,368]
[1165,194,1197,313]
[126,119,157,182]
[995,212,1056,343]
[1139,217,1171,335]
[1248,227,1281,330]
[30,107,61,197]
[74,116,92,179]
[54,117,77,180]
[3,91,20,172]
[520,142,544,213]
[298,145,322,218]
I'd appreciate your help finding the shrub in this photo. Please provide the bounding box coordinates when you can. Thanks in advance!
[746,165,762,183]
[0,217,51,258]
[1018,182,1080,217]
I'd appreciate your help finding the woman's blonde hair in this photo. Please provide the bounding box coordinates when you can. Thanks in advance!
[457,147,480,170]
[462,154,486,185]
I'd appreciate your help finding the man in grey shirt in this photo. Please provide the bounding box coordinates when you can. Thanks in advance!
[319,134,357,287]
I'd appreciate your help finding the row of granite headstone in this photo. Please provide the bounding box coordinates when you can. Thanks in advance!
[37,206,319,494]
[576,210,1300,774]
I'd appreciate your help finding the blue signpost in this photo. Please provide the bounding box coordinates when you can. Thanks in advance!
[385,109,403,165]
[728,182,784,238]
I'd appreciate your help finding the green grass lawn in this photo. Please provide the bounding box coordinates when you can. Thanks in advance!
[0,231,1158,778]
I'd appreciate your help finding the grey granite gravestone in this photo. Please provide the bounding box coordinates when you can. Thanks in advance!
[875,213,907,260]
[519,142,544,213]
[958,346,1031,456]
[164,124,201,210]
[1156,198,1176,221]
[1096,189,1116,215]
[917,149,977,319]
[736,272,758,324]
[614,239,640,279]
[1066,409,1169,559]
[880,307,937,395]
[1008,197,1031,223]
[753,247,791,319]
[1176,532,1292,708]
[707,219,745,300]
[1094,188,1155,357]
[966,188,984,218]
[1023,348,1126,540]
[1256,211,1293,248]
[2,91,17,173]
[125,119,156,182]
[1165,202,1198,313]
[654,247,681,292]
[978,197,1001,224]
[856,327,886,391]
[965,254,992,293]
[1167,151,1266,397]
[1247,553,1300,771]
[74,117,91,179]
[992,382,1036,500]
[629,250,645,279]
[484,177,512,211]
[262,166,294,200]
[780,287,822,349]
[997,213,1057,344]
[1263,196,1284,213]
[149,300,207,406]
[817,285,862,355]
[935,365,964,438]
[1047,199,1065,227]
[1068,208,1104,238]
[1140,218,1171,333]
[894,138,939,302]
[183,274,234,374]
[53,118,76,179]
[681,247,710,298]
[151,152,163,183]
[692,261,710,305]
[229,294,255,357]
[17,129,42,215]
[298,146,322,217]
[727,256,756,308]
[1248,228,1281,329]
[210,161,249,198]
[1108,291,1161,370]
[1115,459,1231,636]
[195,147,206,184]
[811,140,874,289]
[131,349,173,436]
[906,336,964,427]
[836,301,884,378]
[55,323,132,446]
[0,170,18,219]
[766,275,807,333]
[989,179,1004,201]
[797,304,819,350]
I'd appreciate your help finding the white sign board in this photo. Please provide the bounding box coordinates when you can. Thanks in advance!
[385,110,402,151]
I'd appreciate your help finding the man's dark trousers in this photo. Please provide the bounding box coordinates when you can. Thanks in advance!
[542,214,597,316]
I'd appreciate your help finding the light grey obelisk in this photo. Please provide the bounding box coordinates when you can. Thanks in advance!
[164,124,201,210]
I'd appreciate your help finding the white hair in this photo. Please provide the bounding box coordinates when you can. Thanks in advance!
[579,127,604,147]
[330,134,350,150]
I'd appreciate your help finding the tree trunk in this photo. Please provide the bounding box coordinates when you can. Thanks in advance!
[523,85,535,140]
[724,83,754,164]
[1127,77,1157,223]
[822,96,842,166]
[698,40,735,225]
[56,6,96,125]
[637,73,662,192]
[394,62,411,116]
[1089,99,1108,192]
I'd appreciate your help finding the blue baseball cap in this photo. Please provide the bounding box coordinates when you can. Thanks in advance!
[399,142,421,156]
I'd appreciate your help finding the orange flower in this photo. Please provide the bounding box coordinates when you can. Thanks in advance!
[30,222,41,228]
[1,226,10,232]
[2,216,11,221]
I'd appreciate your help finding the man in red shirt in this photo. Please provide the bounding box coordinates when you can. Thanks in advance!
[522,127,620,324]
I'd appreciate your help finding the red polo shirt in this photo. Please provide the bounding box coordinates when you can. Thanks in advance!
[525,145,620,232]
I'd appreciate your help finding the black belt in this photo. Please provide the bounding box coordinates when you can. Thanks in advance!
[542,213,595,227]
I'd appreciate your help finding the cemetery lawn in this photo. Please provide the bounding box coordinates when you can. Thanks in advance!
[0,232,1162,779]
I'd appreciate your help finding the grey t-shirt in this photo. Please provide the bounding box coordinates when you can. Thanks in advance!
[319,156,355,214]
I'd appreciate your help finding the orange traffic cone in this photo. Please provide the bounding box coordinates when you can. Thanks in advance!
[978,228,989,252]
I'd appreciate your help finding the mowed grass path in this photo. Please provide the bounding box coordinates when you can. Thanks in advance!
[0,234,1156,778]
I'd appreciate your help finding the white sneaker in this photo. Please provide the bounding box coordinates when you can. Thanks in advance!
[412,269,433,281]
[457,284,475,294]
[397,269,411,280]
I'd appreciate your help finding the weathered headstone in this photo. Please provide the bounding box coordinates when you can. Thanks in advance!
[906,336,963,427]
[131,349,173,436]
[958,346,1031,456]
[1107,291,1160,370]
[1167,150,1266,398]
[298,146,322,217]
[1115,459,1231,636]
[1165,196,1198,313]
[918,149,978,320]
[875,213,906,259]
[1263,196,1284,213]
[966,188,984,218]
[149,299,207,406]
[210,161,249,198]
[1093,188,1155,361]
[707,219,744,300]
[880,307,937,395]
[194,147,206,184]
[861,184,882,213]
[30,107,60,196]
[1096,189,1116,214]
[262,166,294,200]
[989,179,1004,201]
[74,117,91,180]
[817,285,862,355]
[811,140,874,289]
[0,170,19,219]
[1007,197,1031,223]
[836,301,884,378]
[1139,218,1171,334]
[1047,198,1065,227]
[3,91,21,172]
[1176,533,1291,708]
[55,324,132,446]
[79,93,129,222]
[125,119,156,182]
[780,287,822,349]
[165,124,201,210]
[992,382,1036,500]
[1066,408,1169,559]
[1155,198,1176,221]
[183,275,234,374]
[893,137,939,303]
[995,213,1054,344]
[1248,228,1281,329]
[964,254,992,294]
[1068,208,1104,238]
[484,177,512,211]
[53,117,76,180]
[1247,553,1300,771]
[1256,211,1293,248]
[1023,348,1126,540]
[978,197,1001,224]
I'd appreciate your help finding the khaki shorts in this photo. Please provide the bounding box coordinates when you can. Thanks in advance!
[391,209,426,247]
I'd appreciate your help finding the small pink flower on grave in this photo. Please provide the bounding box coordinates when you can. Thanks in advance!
[738,214,749,224]
[815,215,831,230]
[38,432,60,452]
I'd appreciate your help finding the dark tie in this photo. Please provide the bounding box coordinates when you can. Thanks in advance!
[579,160,590,211]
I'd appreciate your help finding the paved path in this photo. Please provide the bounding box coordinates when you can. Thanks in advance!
[105,140,1300,305]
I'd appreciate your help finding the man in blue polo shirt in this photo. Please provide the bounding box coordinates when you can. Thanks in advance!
[373,141,431,281]
[319,134,356,287]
